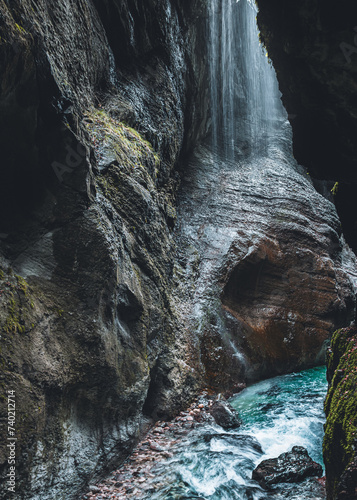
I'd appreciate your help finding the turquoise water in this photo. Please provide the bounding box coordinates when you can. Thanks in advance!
[149,366,327,499]
[230,366,327,466]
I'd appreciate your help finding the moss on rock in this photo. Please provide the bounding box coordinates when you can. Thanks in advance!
[84,108,160,180]
[323,325,357,499]
[0,269,34,335]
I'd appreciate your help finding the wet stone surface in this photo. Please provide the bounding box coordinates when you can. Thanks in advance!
[252,446,323,489]
[208,399,242,429]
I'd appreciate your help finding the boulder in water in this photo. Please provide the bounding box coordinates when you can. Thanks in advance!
[252,446,323,489]
[208,400,242,429]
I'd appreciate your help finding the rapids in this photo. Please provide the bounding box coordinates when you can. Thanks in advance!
[149,367,327,499]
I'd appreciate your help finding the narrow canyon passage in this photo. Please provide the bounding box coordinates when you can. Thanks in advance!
[153,0,357,496]
[149,367,327,499]
[83,1,357,498]
[1,0,357,498]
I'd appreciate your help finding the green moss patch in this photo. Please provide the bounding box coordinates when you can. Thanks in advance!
[323,326,357,497]
[0,269,35,335]
[84,108,159,178]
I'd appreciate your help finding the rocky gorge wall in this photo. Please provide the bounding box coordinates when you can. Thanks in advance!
[0,0,209,498]
[256,0,357,253]
[172,0,357,394]
[0,0,356,499]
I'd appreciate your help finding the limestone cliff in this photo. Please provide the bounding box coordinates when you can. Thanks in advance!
[256,0,357,253]
[172,0,356,391]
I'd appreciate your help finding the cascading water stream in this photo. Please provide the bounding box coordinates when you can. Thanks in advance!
[174,0,357,378]
[208,0,286,159]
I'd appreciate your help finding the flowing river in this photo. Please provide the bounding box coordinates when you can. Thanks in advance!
[149,366,327,499]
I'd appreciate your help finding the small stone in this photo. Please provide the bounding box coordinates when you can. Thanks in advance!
[89,485,101,493]
[209,400,241,429]
[149,442,164,451]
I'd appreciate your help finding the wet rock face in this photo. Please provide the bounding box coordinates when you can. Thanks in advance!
[175,143,356,387]
[208,400,242,429]
[254,3,357,496]
[324,326,357,499]
[221,224,355,380]
[256,0,357,253]
[0,0,111,233]
[336,457,357,500]
[252,446,323,489]
[0,1,208,499]
[173,0,357,390]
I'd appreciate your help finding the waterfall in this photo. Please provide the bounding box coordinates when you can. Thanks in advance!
[208,0,287,158]
[176,0,355,382]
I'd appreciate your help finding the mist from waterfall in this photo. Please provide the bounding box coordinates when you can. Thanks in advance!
[208,0,287,159]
